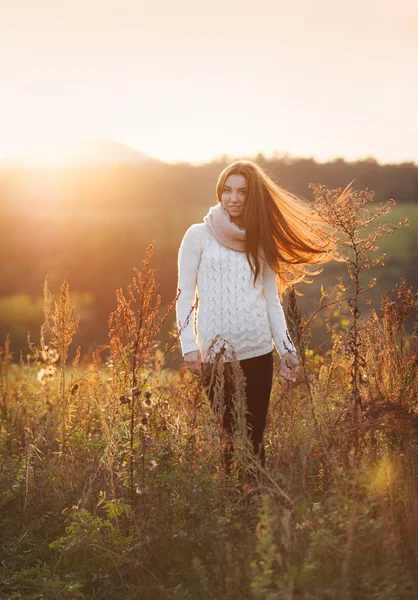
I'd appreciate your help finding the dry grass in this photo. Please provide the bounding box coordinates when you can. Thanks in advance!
[0,183,416,600]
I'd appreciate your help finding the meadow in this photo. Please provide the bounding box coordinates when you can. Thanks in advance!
[0,182,417,599]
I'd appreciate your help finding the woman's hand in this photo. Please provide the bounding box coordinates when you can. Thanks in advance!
[183,350,201,374]
[279,350,299,382]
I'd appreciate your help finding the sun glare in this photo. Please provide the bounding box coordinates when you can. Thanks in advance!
[18,140,79,167]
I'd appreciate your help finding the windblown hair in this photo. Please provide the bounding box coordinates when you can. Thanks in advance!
[215,160,344,300]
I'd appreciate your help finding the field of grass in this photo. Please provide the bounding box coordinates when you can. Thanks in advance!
[0,191,417,600]
[377,204,418,259]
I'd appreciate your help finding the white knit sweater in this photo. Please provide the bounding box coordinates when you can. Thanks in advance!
[176,223,297,362]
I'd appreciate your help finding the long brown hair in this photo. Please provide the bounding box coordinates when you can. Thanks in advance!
[215,160,343,300]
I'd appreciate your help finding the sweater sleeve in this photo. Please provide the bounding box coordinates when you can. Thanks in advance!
[176,224,203,356]
[262,260,297,357]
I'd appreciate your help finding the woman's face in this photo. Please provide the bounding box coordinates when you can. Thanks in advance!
[220,173,247,227]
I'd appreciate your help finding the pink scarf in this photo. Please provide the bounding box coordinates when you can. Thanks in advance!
[203,203,246,252]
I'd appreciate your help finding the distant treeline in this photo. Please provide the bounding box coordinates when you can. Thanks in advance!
[0,155,417,360]
[1,154,418,214]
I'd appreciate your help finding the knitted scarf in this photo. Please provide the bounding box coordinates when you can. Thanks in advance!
[203,203,246,252]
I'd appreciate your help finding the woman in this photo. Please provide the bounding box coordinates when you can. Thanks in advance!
[176,160,337,472]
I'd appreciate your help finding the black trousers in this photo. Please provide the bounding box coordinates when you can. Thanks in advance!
[201,351,273,471]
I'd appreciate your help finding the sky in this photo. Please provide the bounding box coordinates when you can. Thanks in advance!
[1,0,417,165]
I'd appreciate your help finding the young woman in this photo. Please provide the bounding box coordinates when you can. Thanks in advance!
[176,160,337,472]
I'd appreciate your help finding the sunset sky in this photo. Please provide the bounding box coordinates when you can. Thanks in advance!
[1,0,417,165]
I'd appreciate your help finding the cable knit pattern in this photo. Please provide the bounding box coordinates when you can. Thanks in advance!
[176,223,297,362]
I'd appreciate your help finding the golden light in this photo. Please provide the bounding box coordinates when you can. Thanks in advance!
[4,137,81,167]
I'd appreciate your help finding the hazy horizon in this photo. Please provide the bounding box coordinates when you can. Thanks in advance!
[2,138,417,168]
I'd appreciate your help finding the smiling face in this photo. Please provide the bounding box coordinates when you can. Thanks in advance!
[220,173,247,228]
